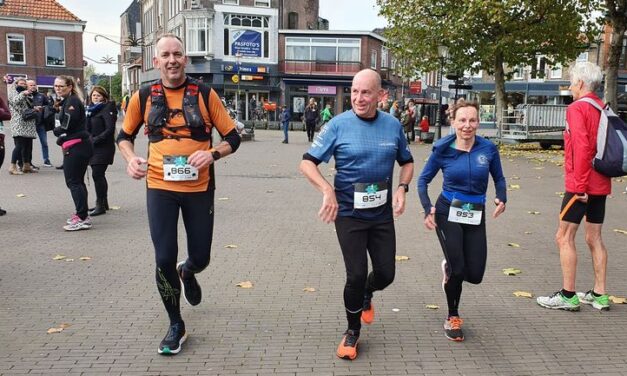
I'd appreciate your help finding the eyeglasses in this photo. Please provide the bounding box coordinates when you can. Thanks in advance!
[54,85,67,88]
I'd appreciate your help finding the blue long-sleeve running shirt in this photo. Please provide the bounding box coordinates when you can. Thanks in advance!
[306,110,414,221]
[418,134,507,214]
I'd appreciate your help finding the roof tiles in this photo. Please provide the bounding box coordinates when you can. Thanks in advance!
[0,0,82,22]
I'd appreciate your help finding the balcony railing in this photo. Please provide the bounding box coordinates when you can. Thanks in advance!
[280,59,362,76]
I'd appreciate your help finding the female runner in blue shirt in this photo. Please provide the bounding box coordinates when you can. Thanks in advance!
[418,100,507,341]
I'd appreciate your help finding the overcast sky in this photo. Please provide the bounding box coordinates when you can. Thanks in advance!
[55,0,386,75]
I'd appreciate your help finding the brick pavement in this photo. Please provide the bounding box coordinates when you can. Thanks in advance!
[0,127,626,375]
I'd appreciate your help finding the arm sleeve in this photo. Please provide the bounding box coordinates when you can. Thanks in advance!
[567,105,592,193]
[206,88,239,152]
[417,149,442,214]
[117,91,144,144]
[489,145,508,203]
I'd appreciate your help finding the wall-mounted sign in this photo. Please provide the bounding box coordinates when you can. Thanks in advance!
[231,30,262,57]
[409,81,422,94]
[221,65,267,74]
[231,74,240,84]
[241,75,264,81]
[308,85,336,95]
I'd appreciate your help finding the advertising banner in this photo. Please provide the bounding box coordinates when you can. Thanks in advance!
[308,86,336,95]
[231,30,262,57]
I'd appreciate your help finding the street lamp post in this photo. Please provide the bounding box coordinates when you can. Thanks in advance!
[434,45,449,141]
[235,52,242,121]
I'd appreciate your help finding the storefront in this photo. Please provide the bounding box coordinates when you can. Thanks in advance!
[281,78,352,120]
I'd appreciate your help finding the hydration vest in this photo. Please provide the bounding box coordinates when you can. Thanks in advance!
[138,78,212,143]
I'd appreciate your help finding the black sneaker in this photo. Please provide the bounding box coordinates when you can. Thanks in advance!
[177,261,202,306]
[158,322,187,355]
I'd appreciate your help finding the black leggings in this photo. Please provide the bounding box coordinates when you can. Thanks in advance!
[147,187,215,325]
[90,164,109,201]
[335,216,396,331]
[306,122,316,141]
[434,196,487,317]
[11,136,33,164]
[63,141,93,220]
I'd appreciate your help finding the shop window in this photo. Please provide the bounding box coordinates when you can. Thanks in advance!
[7,34,25,64]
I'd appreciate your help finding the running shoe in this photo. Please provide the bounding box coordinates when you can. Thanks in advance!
[361,291,374,325]
[43,160,53,167]
[536,291,580,311]
[443,316,464,341]
[577,290,610,311]
[336,329,359,360]
[158,322,187,355]
[177,261,202,306]
[441,259,448,292]
[63,216,92,231]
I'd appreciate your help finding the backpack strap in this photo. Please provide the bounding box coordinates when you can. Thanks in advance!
[577,97,605,112]
[138,82,154,127]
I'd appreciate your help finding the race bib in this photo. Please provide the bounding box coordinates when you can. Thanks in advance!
[354,181,388,209]
[448,199,484,225]
[163,155,198,181]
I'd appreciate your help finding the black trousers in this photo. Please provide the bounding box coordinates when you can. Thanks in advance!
[306,122,316,141]
[11,136,33,164]
[63,141,93,220]
[147,187,215,324]
[90,164,109,202]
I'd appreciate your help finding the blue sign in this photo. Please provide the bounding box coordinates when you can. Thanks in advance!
[231,30,262,57]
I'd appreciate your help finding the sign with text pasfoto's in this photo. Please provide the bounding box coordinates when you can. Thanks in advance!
[231,30,262,57]
[409,81,422,94]
[308,85,336,95]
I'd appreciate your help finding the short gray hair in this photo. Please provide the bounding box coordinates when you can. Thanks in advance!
[155,33,185,57]
[569,62,603,92]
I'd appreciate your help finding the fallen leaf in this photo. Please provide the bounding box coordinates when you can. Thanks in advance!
[392,308,400,312]
[218,197,229,201]
[395,255,410,261]
[59,323,71,329]
[510,175,520,180]
[524,231,533,235]
[513,291,533,298]
[224,244,238,249]
[613,178,624,182]
[503,268,522,276]
[527,211,541,215]
[609,296,627,304]
[555,191,565,197]
[109,205,121,210]
[47,327,63,334]
[53,254,66,260]
[65,258,74,262]
[16,193,26,198]
[79,256,92,261]
[303,287,316,292]
[425,304,439,309]
[533,166,544,170]
[509,184,520,189]
[613,229,627,235]
[236,281,253,289]
[508,243,521,248]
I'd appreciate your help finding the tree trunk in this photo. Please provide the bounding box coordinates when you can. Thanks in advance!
[494,51,507,138]
[604,16,626,108]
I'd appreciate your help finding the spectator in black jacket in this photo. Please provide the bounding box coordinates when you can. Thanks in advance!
[303,98,319,142]
[85,86,116,216]
[28,79,54,167]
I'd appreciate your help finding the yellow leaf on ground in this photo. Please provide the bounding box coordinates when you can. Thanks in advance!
[395,255,410,261]
[513,291,533,298]
[224,244,238,249]
[109,205,121,210]
[613,229,627,235]
[303,287,316,292]
[533,167,544,170]
[47,327,63,334]
[217,197,229,201]
[509,184,520,189]
[555,191,565,197]
[65,258,74,262]
[503,268,522,276]
[59,323,72,329]
[527,211,541,215]
[53,254,66,260]
[16,193,26,198]
[510,175,520,180]
[236,281,253,289]
[79,256,92,261]
[508,243,521,248]
[425,304,439,309]
[609,296,627,304]
[524,231,533,235]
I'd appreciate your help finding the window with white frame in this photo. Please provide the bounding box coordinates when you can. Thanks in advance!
[370,50,377,69]
[156,0,163,28]
[223,14,270,58]
[144,44,154,71]
[576,52,589,63]
[285,37,360,62]
[254,0,270,7]
[45,37,65,66]
[381,46,389,68]
[169,0,183,19]
[223,0,238,3]
[186,17,210,55]
[550,64,562,79]
[6,34,25,64]
[512,65,524,80]
[143,0,154,34]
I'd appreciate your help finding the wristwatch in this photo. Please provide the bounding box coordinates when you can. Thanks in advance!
[398,183,409,192]
[211,150,221,161]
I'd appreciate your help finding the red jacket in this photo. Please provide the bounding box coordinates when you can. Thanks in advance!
[564,93,611,195]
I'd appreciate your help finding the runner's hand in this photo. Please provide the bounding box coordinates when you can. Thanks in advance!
[493,198,506,218]
[319,190,338,223]
[424,206,436,230]
[393,189,406,217]
[127,156,148,180]
[188,150,214,168]
[575,193,588,203]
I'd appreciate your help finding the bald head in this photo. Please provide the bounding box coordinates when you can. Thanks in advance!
[351,69,383,118]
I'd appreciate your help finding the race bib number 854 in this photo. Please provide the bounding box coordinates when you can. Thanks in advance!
[354,181,388,209]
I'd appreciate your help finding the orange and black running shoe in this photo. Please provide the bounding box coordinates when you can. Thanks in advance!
[443,316,464,341]
[336,330,359,360]
[361,292,374,325]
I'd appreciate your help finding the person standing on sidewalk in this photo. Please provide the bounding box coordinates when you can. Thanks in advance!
[303,98,319,142]
[537,62,611,312]
[4,76,37,174]
[280,105,290,144]
[418,100,507,342]
[85,86,117,217]
[28,79,54,167]
[0,94,11,215]
[117,34,240,355]
[300,69,414,360]
[53,75,94,231]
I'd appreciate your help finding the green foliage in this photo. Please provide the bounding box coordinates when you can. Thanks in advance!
[96,72,122,105]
